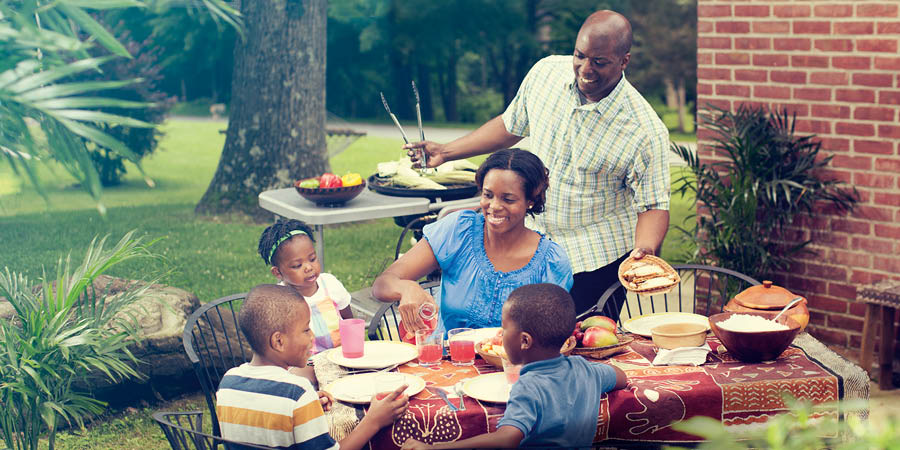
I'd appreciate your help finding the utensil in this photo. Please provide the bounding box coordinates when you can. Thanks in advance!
[428,387,459,411]
[453,382,466,410]
[411,81,427,170]
[773,296,804,322]
[380,92,409,144]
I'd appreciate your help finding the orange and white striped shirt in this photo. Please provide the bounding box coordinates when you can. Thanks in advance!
[216,364,339,450]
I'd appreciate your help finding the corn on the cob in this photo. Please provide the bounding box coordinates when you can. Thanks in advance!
[427,170,476,185]
[390,175,447,190]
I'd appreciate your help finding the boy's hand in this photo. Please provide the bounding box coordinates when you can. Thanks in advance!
[367,384,409,428]
[401,437,431,450]
[317,390,334,411]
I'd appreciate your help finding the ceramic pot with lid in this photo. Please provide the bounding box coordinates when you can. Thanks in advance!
[724,280,809,331]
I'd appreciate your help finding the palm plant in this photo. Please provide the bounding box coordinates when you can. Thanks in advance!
[0,0,240,213]
[671,104,858,281]
[0,231,161,450]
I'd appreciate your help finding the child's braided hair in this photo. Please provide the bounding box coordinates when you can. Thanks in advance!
[257,219,315,266]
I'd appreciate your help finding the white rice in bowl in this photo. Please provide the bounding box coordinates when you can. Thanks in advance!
[717,314,789,332]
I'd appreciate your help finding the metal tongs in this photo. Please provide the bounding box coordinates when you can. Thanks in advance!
[380,82,427,171]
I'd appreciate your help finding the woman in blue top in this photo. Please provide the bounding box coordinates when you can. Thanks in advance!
[373,149,574,333]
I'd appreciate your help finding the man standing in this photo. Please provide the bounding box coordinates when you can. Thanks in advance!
[406,10,670,320]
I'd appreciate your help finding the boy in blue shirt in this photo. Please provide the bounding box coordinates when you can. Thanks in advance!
[402,283,627,449]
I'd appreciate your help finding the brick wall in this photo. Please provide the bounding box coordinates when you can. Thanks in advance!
[696,0,900,357]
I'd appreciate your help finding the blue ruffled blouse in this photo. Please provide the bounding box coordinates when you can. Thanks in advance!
[423,210,574,331]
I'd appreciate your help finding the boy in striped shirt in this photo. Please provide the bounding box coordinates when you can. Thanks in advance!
[216,284,409,449]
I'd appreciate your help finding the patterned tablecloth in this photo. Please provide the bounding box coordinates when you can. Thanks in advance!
[314,332,869,449]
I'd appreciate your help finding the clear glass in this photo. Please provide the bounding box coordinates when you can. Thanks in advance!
[448,328,475,366]
[501,357,522,385]
[415,328,443,367]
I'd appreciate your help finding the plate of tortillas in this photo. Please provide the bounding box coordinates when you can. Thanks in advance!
[618,255,681,295]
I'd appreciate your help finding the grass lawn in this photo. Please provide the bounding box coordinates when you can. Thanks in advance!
[0,119,695,449]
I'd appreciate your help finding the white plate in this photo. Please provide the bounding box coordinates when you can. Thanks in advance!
[323,372,425,404]
[327,341,418,369]
[622,312,710,338]
[450,327,501,344]
[462,372,511,404]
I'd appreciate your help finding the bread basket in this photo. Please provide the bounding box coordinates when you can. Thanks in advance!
[618,255,681,295]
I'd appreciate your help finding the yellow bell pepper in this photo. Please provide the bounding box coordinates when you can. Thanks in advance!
[341,172,362,186]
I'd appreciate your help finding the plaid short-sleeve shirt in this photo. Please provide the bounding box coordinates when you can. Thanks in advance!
[503,55,670,274]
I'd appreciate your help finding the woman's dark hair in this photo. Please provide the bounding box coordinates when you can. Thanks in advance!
[257,219,315,266]
[475,148,550,216]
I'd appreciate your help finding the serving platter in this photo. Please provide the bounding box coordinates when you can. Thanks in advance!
[323,372,425,404]
[622,312,710,338]
[462,372,510,404]
[367,175,478,201]
[327,341,418,369]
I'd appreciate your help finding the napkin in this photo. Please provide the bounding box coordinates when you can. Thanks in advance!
[652,343,711,366]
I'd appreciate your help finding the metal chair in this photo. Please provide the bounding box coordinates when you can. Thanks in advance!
[592,264,761,324]
[367,280,440,341]
[153,410,275,450]
[182,293,251,438]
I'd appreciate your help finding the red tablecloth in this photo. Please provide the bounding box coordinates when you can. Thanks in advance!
[362,335,843,448]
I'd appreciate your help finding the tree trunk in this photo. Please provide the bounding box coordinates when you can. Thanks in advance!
[417,62,433,122]
[195,0,327,219]
[441,42,458,122]
[664,77,677,109]
[676,77,687,132]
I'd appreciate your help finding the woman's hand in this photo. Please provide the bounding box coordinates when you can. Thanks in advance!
[398,281,437,333]
[404,141,446,169]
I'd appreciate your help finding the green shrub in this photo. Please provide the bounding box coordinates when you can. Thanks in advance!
[457,86,504,124]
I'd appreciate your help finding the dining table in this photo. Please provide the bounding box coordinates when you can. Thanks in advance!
[313,332,869,449]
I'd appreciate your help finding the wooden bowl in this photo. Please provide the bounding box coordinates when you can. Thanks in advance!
[477,336,579,368]
[708,311,801,362]
[570,334,634,359]
[651,322,708,349]
[294,179,366,206]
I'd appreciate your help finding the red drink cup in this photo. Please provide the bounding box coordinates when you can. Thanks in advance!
[448,328,476,366]
[415,329,443,367]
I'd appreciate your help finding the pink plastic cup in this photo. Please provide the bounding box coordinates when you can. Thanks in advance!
[338,319,365,358]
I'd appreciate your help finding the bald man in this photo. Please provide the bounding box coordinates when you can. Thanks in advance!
[406,10,670,321]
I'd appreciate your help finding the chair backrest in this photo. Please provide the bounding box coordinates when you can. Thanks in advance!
[182,293,251,437]
[367,280,440,341]
[595,264,761,324]
[153,410,275,450]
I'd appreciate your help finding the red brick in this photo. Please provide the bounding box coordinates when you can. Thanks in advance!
[716,21,750,34]
[734,5,770,17]
[716,53,750,65]
[814,39,853,52]
[698,20,713,33]
[854,107,895,121]
[812,104,850,118]
[853,236,897,254]
[699,4,732,17]
[814,4,853,17]
[832,219,872,234]
[830,250,871,268]
[770,102,809,117]
[819,168,852,182]
[835,122,875,136]
[879,91,900,105]
[814,233,850,249]
[806,294,848,313]
[754,85,791,99]
[811,71,849,85]
[879,124,900,138]
[795,119,832,134]
[874,192,900,207]
[753,54,789,67]
[794,87,832,101]
[818,137,850,152]
[753,21,791,34]
[860,39,899,53]
[793,21,831,34]
[698,52,713,65]
[874,57,900,71]
[875,158,900,172]
[850,269,885,285]
[769,70,806,84]
[774,4,811,18]
[809,310,827,326]
[875,224,900,240]
[831,155,872,170]
[832,56,871,70]
[699,37,732,49]
[854,140,895,154]
[854,172,895,188]
[849,303,867,317]
[698,83,713,95]
[856,206,894,222]
[878,22,900,33]
[835,22,875,34]
[774,37,812,51]
[836,89,876,103]
[853,73,894,88]
[716,84,751,96]
[827,314,864,333]
[873,256,900,274]
[807,263,848,280]
[808,326,849,347]
[734,69,767,82]
[700,98,731,111]
[698,68,731,81]
[857,3,899,17]
[734,37,770,50]
[791,55,829,68]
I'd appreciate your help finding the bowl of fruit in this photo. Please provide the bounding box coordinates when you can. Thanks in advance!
[294,172,365,206]
[477,330,577,368]
[570,316,634,359]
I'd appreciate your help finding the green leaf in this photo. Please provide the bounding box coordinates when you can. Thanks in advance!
[31,96,147,110]
[4,57,113,94]
[57,4,132,58]
[62,0,146,9]
[16,79,137,102]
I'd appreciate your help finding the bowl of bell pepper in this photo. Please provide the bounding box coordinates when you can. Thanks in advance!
[294,172,365,206]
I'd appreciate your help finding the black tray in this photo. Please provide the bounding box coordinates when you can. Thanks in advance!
[367,175,479,202]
